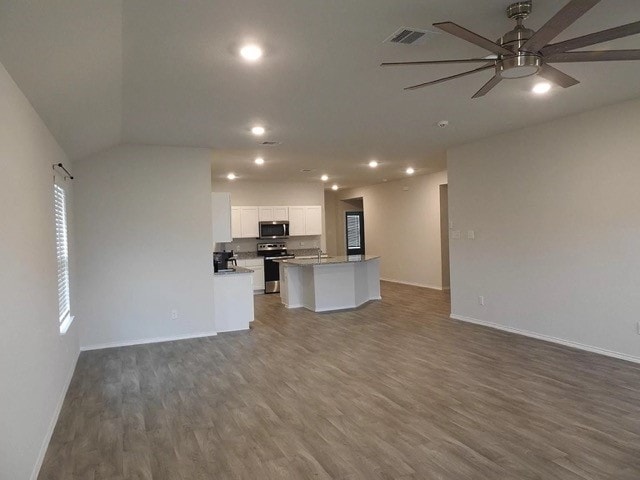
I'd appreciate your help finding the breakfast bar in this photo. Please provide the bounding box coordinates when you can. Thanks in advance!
[277,255,381,312]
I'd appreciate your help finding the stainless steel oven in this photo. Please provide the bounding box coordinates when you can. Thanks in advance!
[257,243,294,293]
[259,221,289,239]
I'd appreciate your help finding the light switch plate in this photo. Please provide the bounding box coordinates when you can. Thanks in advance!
[468,230,475,240]
[451,230,461,239]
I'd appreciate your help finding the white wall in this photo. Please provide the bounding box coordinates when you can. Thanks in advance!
[212,180,326,253]
[212,180,325,206]
[74,145,215,349]
[448,97,640,362]
[0,62,80,480]
[330,171,448,289]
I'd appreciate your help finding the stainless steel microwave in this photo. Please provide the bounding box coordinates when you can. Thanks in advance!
[259,221,289,239]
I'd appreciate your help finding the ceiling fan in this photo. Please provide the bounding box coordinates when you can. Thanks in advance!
[382,0,640,98]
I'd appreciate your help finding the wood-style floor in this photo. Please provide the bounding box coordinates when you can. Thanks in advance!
[39,281,640,479]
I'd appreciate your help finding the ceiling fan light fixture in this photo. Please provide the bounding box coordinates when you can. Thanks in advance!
[498,54,541,79]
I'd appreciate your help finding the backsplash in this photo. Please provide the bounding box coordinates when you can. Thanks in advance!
[216,237,322,258]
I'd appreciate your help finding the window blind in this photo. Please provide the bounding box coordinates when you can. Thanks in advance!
[54,183,70,324]
[346,214,361,249]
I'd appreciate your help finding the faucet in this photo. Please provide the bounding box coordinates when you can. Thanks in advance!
[317,247,323,262]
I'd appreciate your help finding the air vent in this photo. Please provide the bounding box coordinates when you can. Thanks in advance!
[384,27,438,46]
[261,141,281,146]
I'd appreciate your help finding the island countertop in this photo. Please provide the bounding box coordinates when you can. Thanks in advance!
[276,255,380,267]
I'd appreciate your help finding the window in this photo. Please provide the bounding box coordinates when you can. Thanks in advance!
[54,183,72,333]
[345,211,365,255]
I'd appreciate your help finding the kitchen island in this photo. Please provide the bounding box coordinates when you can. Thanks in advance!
[278,255,381,312]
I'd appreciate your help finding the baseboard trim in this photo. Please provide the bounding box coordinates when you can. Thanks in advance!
[31,350,80,480]
[450,313,640,365]
[381,278,442,291]
[80,330,218,352]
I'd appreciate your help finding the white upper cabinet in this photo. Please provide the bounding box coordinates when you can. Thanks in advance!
[212,193,232,243]
[258,206,289,222]
[304,206,323,235]
[288,206,322,236]
[231,206,259,238]
[231,207,242,238]
[288,206,306,236]
[233,204,321,238]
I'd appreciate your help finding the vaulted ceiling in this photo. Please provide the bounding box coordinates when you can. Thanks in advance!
[1,0,639,187]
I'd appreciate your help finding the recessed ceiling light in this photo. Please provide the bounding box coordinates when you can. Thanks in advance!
[368,160,378,168]
[251,126,265,136]
[321,174,329,182]
[532,82,551,94]
[240,44,263,62]
[406,167,415,175]
[331,184,339,191]
[227,173,236,180]
[254,157,264,165]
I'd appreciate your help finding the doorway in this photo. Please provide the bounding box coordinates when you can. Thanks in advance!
[439,184,450,290]
[345,211,365,255]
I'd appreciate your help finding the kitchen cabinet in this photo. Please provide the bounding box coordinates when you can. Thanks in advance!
[305,206,323,235]
[258,206,288,222]
[211,193,232,243]
[288,206,323,236]
[231,206,259,238]
[236,258,265,291]
[214,272,253,332]
[288,206,306,236]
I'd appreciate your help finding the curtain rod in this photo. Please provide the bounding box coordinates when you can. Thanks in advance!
[53,162,74,180]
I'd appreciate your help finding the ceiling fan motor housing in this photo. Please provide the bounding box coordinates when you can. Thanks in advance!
[498,5,540,79]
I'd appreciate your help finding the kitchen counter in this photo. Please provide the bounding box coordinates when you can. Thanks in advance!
[279,256,381,312]
[277,255,379,266]
[214,266,253,276]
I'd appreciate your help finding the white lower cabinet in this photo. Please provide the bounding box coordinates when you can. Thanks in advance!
[236,258,265,292]
[214,273,253,332]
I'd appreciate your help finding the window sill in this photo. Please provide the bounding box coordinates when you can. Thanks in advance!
[59,315,75,335]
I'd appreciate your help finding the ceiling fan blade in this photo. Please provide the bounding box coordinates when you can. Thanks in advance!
[472,75,503,98]
[522,0,601,53]
[542,21,640,56]
[381,58,494,67]
[537,64,580,88]
[433,22,512,56]
[546,49,640,62]
[404,64,495,91]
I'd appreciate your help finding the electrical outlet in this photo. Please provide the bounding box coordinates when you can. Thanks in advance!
[235,244,240,251]
[171,309,179,320]
[478,296,485,306]
[299,241,304,246]
[449,220,454,229]
[451,230,461,239]
[468,230,475,240]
